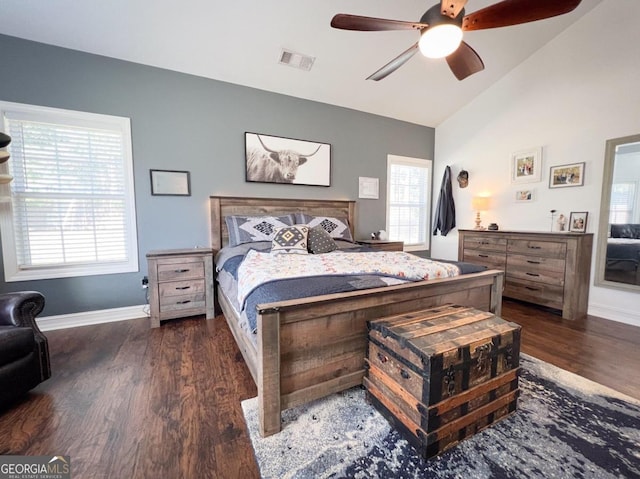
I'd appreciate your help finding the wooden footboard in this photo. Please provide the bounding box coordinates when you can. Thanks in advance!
[220,269,504,437]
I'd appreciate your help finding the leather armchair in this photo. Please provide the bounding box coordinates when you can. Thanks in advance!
[0,291,50,407]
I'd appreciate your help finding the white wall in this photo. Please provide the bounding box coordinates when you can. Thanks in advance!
[433,0,640,326]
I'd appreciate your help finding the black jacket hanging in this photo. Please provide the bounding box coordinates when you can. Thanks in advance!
[433,165,456,236]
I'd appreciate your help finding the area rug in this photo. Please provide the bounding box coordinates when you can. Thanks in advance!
[241,354,640,479]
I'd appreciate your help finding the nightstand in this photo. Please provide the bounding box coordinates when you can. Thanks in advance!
[146,248,214,328]
[357,239,404,252]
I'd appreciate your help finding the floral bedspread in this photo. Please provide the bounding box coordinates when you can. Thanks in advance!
[236,250,460,308]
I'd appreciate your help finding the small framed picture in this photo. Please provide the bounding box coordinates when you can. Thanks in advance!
[549,162,585,188]
[515,189,535,202]
[569,211,588,233]
[150,169,191,196]
[358,177,379,199]
[511,147,542,184]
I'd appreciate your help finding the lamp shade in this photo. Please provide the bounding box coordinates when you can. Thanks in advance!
[472,196,490,211]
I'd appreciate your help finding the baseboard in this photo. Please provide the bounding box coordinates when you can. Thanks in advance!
[588,303,640,328]
[37,304,148,331]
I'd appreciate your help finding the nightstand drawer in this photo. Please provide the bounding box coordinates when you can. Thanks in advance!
[157,260,204,281]
[159,279,206,298]
[159,292,206,313]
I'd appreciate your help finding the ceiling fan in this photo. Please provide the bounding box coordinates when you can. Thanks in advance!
[331,0,582,81]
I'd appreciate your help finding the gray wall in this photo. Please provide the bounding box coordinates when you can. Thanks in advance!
[0,34,435,316]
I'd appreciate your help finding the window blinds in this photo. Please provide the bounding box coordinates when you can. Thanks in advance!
[388,161,429,246]
[6,117,131,269]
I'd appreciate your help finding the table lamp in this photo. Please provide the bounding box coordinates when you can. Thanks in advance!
[472,196,490,230]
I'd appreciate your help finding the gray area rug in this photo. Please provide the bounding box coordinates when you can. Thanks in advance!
[241,354,640,479]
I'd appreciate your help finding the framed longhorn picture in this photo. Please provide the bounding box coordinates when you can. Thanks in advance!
[245,132,331,186]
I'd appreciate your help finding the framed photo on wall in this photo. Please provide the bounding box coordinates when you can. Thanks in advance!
[549,162,585,188]
[569,211,588,232]
[150,169,191,196]
[515,189,535,202]
[511,147,542,184]
[245,132,331,186]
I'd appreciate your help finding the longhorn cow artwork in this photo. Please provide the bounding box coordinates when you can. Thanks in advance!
[245,132,331,186]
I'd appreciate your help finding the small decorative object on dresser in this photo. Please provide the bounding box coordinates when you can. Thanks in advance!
[146,248,214,328]
[569,212,588,233]
[458,230,593,320]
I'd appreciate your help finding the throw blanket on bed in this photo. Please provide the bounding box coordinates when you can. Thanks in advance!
[236,250,460,308]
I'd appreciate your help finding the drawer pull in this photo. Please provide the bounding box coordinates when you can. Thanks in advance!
[480,241,489,245]
[526,272,540,277]
[525,286,540,291]
[377,352,388,363]
[176,300,191,305]
[174,268,190,273]
[400,369,410,380]
[527,260,540,264]
[478,254,489,258]
[175,286,191,290]
[528,246,542,250]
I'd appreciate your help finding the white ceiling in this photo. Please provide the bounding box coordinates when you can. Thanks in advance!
[0,0,602,127]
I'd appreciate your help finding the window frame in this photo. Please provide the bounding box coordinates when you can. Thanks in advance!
[0,101,139,281]
[386,154,432,252]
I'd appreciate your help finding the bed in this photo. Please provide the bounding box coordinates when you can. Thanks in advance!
[210,195,505,436]
[605,224,640,285]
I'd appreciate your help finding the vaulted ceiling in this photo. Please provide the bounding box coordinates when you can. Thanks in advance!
[0,0,602,127]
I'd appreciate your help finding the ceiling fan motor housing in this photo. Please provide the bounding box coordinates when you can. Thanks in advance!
[420,4,465,30]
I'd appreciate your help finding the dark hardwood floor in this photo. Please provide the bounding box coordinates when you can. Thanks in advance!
[1,300,639,478]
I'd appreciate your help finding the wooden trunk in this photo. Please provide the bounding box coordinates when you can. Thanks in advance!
[365,304,521,459]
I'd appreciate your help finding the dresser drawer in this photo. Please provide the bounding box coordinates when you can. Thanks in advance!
[159,291,206,313]
[463,249,506,270]
[506,255,565,286]
[463,235,507,252]
[504,277,564,310]
[507,239,566,259]
[157,259,204,281]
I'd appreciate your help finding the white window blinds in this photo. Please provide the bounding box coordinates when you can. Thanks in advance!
[387,155,432,250]
[610,182,637,224]
[0,102,138,281]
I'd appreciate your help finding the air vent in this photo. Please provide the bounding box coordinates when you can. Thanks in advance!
[279,49,315,72]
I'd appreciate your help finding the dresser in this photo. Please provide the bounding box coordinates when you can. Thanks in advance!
[146,248,215,328]
[458,230,593,320]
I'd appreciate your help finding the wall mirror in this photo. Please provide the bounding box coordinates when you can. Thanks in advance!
[595,134,640,292]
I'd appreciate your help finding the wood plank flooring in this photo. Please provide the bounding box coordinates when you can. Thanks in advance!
[1,300,639,478]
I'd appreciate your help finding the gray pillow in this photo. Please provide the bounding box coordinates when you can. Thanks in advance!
[225,214,295,246]
[307,226,338,254]
[271,225,309,254]
[296,213,354,242]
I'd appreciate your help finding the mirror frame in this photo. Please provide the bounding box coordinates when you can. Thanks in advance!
[594,133,640,292]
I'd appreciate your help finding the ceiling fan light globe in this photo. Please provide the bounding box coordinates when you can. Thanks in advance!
[419,24,463,59]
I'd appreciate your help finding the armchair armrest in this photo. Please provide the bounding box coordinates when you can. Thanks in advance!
[0,291,50,380]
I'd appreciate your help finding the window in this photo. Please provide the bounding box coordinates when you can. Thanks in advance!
[0,101,138,281]
[609,181,637,224]
[386,155,432,251]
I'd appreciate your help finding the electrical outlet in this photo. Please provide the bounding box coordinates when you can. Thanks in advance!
[141,276,148,289]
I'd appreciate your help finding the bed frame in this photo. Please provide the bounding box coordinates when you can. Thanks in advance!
[210,195,504,437]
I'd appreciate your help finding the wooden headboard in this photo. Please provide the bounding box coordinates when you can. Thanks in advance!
[209,196,356,250]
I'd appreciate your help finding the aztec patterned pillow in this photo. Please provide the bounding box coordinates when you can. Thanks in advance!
[295,213,354,242]
[307,226,338,254]
[271,225,309,255]
[225,214,295,246]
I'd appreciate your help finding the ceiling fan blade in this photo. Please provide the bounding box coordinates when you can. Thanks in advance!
[441,0,468,19]
[462,0,582,31]
[331,14,428,32]
[367,43,419,81]
[446,41,484,81]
